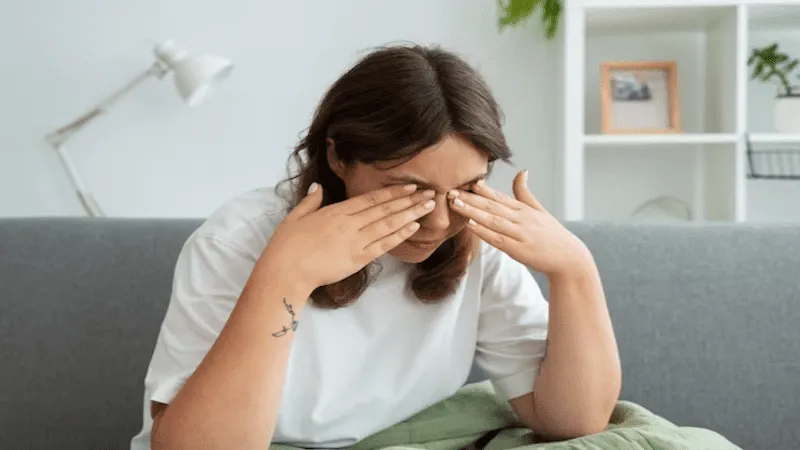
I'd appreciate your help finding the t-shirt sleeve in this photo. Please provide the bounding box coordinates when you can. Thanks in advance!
[143,233,258,405]
[475,243,549,400]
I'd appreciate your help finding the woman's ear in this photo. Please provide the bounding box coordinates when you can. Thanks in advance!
[326,138,346,179]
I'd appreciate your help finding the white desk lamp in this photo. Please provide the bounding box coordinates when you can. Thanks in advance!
[45,40,233,216]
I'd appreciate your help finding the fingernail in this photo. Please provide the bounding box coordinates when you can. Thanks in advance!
[404,184,418,192]
[447,190,460,198]
[307,182,319,195]
[468,219,477,227]
[408,222,420,231]
[453,198,464,207]
[423,190,435,198]
[523,170,529,182]
[424,200,435,209]
[476,179,485,187]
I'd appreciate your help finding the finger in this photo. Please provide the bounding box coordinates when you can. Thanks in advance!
[333,184,419,215]
[355,189,436,228]
[360,197,436,245]
[512,170,545,211]
[447,189,519,223]
[449,195,523,240]
[466,218,516,249]
[362,221,420,259]
[285,182,323,221]
[471,179,524,211]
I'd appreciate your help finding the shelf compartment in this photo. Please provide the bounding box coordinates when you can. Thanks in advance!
[584,143,737,222]
[585,5,737,35]
[584,5,739,135]
[746,135,800,180]
[747,6,800,133]
[749,4,800,31]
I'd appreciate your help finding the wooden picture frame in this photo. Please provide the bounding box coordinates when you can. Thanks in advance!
[600,61,681,134]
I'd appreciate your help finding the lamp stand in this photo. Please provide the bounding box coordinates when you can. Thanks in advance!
[53,143,105,217]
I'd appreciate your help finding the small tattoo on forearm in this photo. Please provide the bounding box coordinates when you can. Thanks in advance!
[271,298,299,338]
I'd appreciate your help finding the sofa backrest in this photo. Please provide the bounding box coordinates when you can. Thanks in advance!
[1,218,798,449]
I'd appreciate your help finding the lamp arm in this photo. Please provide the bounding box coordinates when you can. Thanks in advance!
[45,61,168,147]
[44,60,169,217]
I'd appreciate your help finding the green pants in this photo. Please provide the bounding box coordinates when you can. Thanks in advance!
[271,381,741,450]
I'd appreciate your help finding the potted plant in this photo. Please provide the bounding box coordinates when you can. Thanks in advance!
[498,0,563,39]
[748,43,800,133]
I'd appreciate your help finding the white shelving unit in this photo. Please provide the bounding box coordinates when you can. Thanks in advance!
[748,133,800,144]
[558,0,800,223]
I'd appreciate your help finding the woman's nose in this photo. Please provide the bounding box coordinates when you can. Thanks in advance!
[422,194,451,231]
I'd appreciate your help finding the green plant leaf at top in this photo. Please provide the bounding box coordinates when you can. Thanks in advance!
[498,0,537,26]
[498,0,562,39]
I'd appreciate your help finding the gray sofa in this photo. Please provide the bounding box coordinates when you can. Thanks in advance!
[1,218,798,449]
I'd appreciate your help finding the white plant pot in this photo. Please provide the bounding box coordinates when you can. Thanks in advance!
[774,89,800,133]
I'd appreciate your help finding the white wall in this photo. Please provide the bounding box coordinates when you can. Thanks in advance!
[0,0,558,218]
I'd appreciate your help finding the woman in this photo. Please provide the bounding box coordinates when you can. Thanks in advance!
[131,44,621,450]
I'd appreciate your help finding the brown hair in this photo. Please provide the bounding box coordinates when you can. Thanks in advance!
[278,44,512,309]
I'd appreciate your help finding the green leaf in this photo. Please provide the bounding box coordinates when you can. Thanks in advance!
[499,0,538,28]
[498,0,562,39]
[543,0,561,38]
[749,42,800,89]
[753,61,765,78]
[764,68,782,84]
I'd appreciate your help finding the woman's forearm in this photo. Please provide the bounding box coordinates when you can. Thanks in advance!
[152,261,314,450]
[532,261,621,439]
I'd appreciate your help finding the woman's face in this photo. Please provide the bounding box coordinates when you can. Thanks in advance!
[331,134,489,263]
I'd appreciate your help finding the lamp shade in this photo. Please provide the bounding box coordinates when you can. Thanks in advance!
[173,55,233,106]
[153,41,233,106]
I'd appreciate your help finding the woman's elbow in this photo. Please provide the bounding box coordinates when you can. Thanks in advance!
[534,410,612,441]
[566,415,610,437]
[556,389,619,438]
[565,399,617,437]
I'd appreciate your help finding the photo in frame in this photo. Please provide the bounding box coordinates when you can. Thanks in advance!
[600,61,681,134]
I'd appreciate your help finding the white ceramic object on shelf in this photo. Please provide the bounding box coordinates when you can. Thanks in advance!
[629,196,693,223]
[775,89,800,133]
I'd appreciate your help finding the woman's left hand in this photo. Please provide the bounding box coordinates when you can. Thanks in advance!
[448,170,593,278]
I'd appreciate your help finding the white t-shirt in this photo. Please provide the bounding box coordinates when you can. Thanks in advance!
[130,186,549,449]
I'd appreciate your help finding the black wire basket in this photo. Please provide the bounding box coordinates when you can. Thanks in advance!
[746,134,800,180]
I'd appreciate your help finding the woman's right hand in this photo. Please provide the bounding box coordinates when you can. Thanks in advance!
[258,182,435,291]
